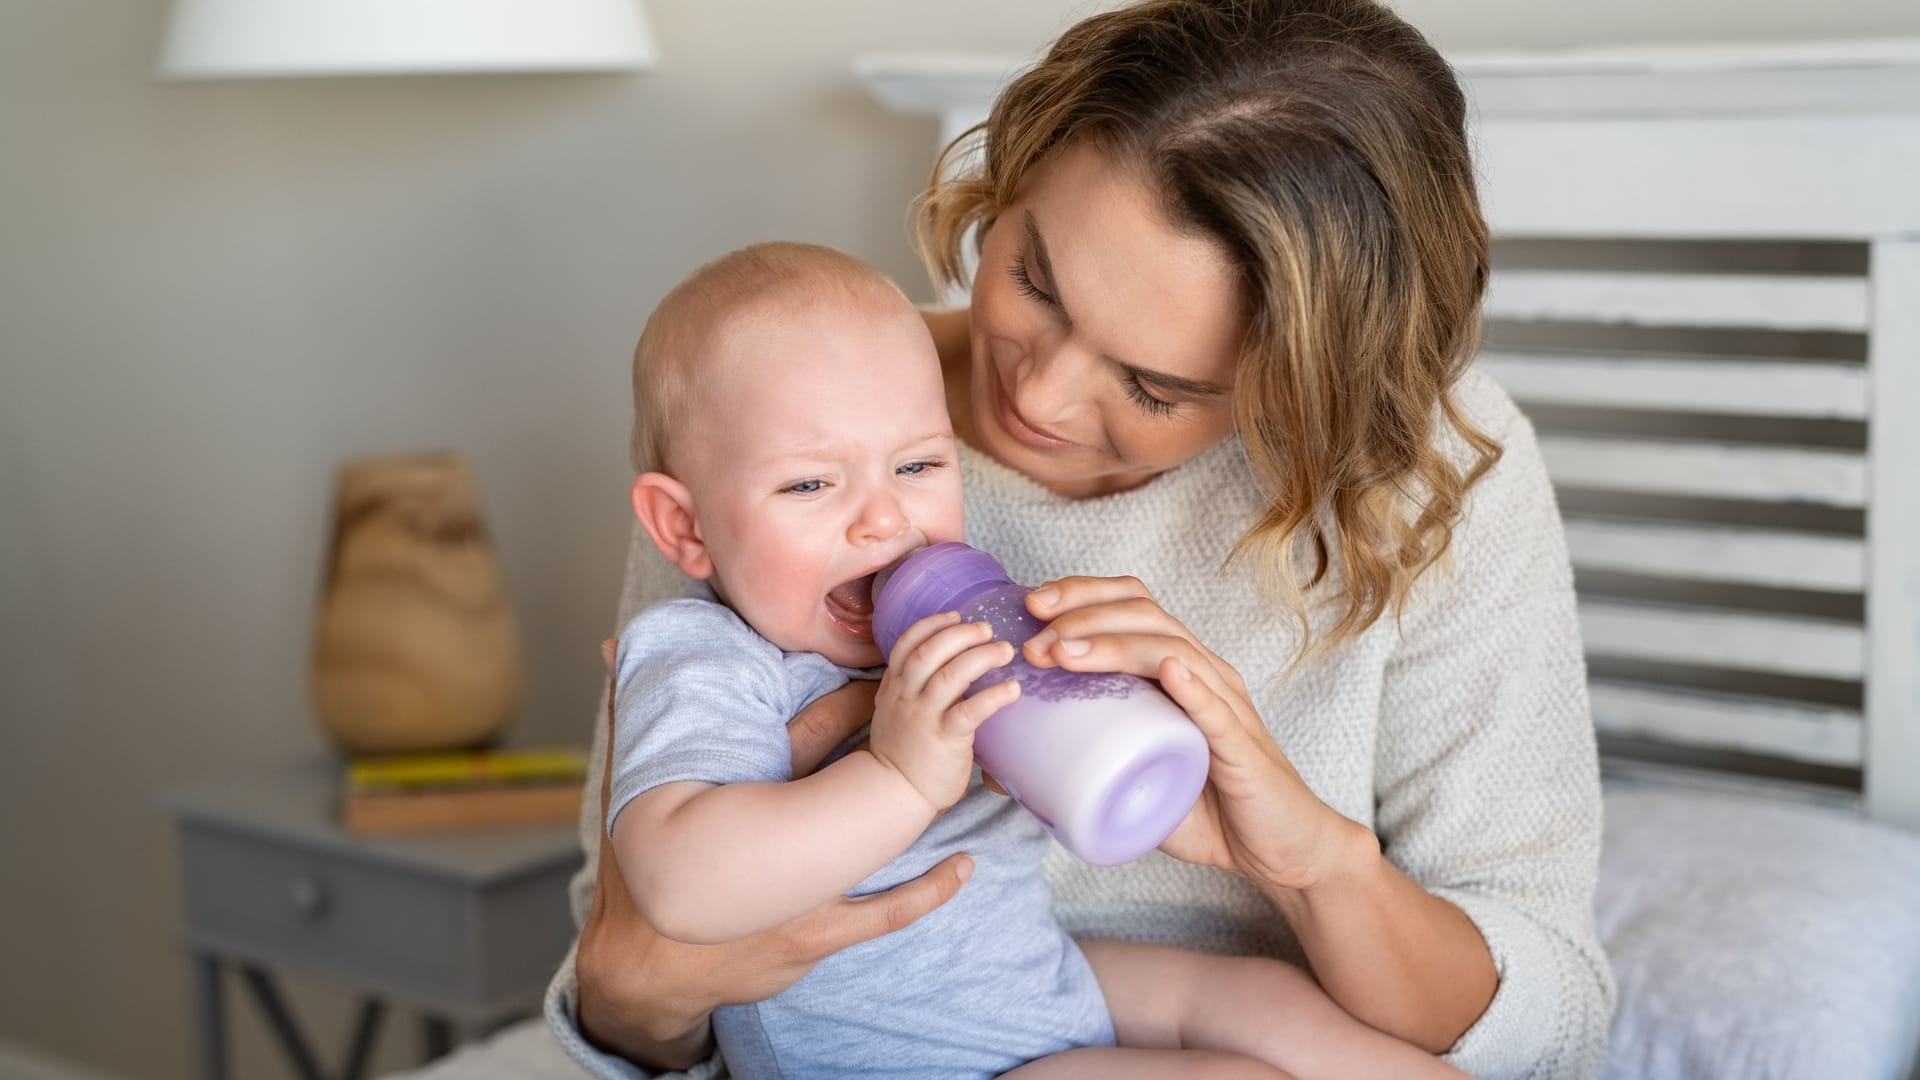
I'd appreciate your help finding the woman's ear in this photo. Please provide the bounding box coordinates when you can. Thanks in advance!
[631,473,713,580]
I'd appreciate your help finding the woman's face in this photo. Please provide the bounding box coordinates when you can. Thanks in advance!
[966,141,1247,499]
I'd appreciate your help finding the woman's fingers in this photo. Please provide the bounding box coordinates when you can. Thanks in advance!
[788,681,879,776]
[1158,657,1243,750]
[1025,574,1154,618]
[785,853,975,962]
[1022,595,1205,663]
[1036,629,1249,717]
[1021,579,1249,698]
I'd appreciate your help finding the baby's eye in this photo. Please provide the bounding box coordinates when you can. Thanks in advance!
[783,479,826,495]
[897,459,947,476]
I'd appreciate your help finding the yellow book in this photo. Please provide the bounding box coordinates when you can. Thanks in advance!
[347,747,588,794]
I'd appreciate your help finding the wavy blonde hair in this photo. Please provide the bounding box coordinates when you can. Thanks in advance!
[918,0,1502,655]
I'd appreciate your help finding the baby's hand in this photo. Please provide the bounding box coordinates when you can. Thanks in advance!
[869,611,1020,813]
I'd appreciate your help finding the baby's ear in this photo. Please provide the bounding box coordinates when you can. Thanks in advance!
[631,473,713,580]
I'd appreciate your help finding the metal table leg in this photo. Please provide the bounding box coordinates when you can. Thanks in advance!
[237,964,387,1080]
[422,1016,453,1062]
[193,953,227,1080]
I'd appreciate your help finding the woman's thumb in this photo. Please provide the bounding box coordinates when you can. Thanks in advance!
[600,638,617,676]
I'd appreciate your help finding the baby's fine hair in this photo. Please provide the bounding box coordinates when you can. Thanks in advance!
[630,242,911,475]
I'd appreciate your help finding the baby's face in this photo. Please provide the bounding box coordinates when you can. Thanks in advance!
[679,300,964,667]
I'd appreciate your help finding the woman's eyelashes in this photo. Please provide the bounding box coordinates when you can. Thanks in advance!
[1123,374,1177,416]
[1008,253,1061,310]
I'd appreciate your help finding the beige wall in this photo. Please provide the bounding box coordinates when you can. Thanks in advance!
[4,1,1919,1078]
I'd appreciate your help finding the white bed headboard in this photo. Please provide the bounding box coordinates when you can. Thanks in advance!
[856,41,1920,830]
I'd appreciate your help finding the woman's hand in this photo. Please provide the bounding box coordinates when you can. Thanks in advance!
[1017,578,1370,894]
[576,641,975,1069]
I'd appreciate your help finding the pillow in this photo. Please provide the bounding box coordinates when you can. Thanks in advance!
[1597,786,1920,1080]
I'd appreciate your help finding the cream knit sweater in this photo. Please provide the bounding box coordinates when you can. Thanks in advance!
[545,367,1615,1080]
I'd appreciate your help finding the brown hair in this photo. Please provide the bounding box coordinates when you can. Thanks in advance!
[630,242,909,475]
[918,0,1501,654]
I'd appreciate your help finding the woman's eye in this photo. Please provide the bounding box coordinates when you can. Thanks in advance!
[1008,254,1060,309]
[1124,374,1178,417]
[783,479,826,495]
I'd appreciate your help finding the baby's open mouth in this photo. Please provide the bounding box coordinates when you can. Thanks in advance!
[824,549,922,640]
[824,573,878,636]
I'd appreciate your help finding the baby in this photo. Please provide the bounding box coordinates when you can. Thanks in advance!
[610,241,1468,1080]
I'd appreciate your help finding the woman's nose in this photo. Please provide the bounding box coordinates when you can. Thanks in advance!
[848,491,908,545]
[1013,338,1092,427]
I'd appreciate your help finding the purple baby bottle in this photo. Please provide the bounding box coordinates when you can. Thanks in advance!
[871,543,1209,866]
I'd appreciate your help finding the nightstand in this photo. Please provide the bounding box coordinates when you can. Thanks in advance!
[159,762,584,1080]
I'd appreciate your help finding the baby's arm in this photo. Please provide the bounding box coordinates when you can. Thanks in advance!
[611,750,939,945]
[612,609,1016,946]
[1071,940,1470,1080]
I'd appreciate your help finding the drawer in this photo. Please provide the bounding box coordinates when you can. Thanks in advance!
[180,824,469,1003]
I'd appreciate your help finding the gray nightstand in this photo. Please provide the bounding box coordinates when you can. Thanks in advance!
[160,762,584,1080]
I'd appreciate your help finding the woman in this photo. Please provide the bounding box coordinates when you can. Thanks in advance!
[550,1,1614,1076]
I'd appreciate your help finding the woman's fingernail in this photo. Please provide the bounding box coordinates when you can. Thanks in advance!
[956,856,974,882]
[1028,629,1057,652]
[1030,587,1058,610]
[1057,639,1090,658]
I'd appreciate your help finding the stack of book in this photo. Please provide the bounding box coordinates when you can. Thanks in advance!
[340,747,588,836]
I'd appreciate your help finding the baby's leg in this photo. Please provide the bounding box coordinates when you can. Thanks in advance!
[1000,1047,1293,1079]
[1078,938,1469,1080]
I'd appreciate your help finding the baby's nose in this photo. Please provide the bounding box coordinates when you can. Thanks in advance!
[850,494,909,543]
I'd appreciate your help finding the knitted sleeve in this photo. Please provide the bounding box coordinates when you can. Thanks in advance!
[1373,404,1616,1080]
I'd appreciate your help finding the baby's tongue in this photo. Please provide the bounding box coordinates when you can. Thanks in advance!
[826,575,875,618]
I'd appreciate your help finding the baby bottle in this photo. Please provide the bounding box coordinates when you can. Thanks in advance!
[871,543,1209,866]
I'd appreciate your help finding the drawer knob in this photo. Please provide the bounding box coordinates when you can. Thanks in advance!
[287,873,328,920]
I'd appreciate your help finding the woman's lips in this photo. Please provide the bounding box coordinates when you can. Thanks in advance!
[992,370,1077,450]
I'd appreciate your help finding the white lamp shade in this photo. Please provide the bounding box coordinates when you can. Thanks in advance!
[159,0,659,79]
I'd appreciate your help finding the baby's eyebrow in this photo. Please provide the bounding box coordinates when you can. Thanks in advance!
[903,431,958,449]
[767,431,954,465]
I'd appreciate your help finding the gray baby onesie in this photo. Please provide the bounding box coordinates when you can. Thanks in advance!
[608,596,1115,1080]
